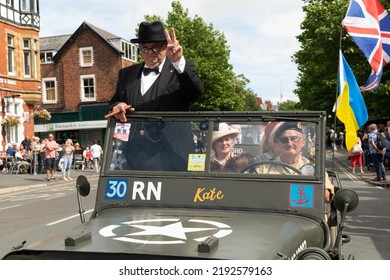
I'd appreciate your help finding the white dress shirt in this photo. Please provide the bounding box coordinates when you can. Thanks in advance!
[141,57,186,95]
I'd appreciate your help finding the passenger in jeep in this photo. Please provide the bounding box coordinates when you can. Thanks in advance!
[257,121,281,161]
[256,122,308,174]
[210,123,239,171]
[256,122,334,203]
[210,123,254,172]
[107,21,204,172]
[108,20,203,119]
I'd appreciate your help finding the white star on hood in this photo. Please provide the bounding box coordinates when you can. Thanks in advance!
[127,221,215,240]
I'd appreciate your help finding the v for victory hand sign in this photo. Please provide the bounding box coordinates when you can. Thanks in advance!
[164,27,183,62]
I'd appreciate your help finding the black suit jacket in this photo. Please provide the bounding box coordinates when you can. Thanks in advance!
[109,59,203,171]
[109,59,203,111]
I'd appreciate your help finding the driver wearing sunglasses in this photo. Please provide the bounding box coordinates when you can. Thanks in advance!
[257,122,334,203]
[257,122,308,174]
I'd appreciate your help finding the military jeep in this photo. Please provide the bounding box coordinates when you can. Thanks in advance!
[3,111,358,260]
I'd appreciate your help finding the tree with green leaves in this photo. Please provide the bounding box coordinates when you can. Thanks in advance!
[234,74,263,111]
[278,100,303,111]
[294,0,390,122]
[141,1,247,111]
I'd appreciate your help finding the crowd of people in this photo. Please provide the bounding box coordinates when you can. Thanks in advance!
[327,120,390,181]
[0,135,103,181]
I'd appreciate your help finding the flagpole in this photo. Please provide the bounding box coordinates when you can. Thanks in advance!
[330,13,345,182]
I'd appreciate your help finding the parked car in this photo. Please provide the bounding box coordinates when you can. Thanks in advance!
[3,111,358,260]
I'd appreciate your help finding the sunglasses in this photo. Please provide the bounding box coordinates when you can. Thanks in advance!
[278,136,303,144]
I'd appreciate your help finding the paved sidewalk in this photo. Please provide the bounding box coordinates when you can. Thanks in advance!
[329,148,389,188]
[0,169,99,194]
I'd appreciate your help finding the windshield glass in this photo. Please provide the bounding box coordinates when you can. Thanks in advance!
[106,118,318,176]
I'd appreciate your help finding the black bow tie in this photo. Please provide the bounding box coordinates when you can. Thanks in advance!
[142,67,160,76]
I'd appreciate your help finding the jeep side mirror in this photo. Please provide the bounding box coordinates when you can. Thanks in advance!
[333,188,359,213]
[75,175,90,224]
[64,175,92,246]
[332,188,359,259]
[76,175,90,197]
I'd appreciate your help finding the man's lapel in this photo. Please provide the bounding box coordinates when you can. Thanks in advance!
[123,64,143,102]
[156,60,175,95]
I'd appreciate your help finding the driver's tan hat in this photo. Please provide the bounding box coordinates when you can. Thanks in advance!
[212,123,239,145]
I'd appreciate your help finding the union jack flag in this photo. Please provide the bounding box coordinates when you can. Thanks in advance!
[342,0,390,91]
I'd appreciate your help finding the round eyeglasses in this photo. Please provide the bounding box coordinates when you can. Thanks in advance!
[139,44,165,54]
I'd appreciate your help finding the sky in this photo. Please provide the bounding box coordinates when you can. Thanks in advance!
[38,0,305,104]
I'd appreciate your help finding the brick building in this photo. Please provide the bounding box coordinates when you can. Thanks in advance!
[37,21,137,146]
[0,0,41,151]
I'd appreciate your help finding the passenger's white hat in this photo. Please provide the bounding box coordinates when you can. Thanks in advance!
[212,123,239,145]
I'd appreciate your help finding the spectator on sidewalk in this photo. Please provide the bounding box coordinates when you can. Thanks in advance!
[15,145,31,173]
[45,134,59,181]
[368,123,386,181]
[82,146,93,170]
[336,131,344,150]
[20,135,31,152]
[329,129,337,151]
[40,138,46,172]
[348,133,364,174]
[90,140,103,173]
[6,143,16,156]
[74,143,82,151]
[61,139,74,181]
[31,137,43,174]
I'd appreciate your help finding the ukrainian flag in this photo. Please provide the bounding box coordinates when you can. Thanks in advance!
[336,50,368,151]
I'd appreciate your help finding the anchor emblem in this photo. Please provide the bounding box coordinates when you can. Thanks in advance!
[293,186,310,205]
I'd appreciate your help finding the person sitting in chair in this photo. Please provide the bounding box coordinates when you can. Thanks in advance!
[82,146,93,170]
[14,145,31,174]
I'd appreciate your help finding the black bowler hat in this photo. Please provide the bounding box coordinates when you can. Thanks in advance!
[273,122,303,142]
[130,21,167,43]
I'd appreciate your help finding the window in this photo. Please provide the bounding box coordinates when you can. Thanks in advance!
[23,39,30,49]
[33,39,38,77]
[7,35,15,75]
[3,97,22,144]
[80,75,96,101]
[6,0,13,7]
[24,52,31,76]
[79,47,93,67]
[6,122,20,145]
[32,0,38,13]
[22,38,38,78]
[121,40,137,62]
[21,0,30,11]
[40,51,54,63]
[42,78,57,103]
[23,39,31,77]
